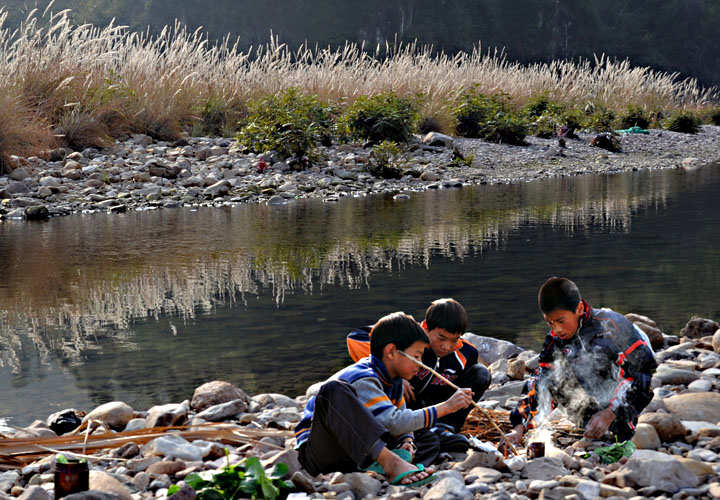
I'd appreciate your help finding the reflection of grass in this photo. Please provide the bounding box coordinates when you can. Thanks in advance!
[0,170,682,373]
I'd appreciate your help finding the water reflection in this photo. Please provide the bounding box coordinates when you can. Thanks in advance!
[0,165,718,423]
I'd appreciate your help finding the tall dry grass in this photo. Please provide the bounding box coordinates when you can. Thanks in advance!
[0,5,717,158]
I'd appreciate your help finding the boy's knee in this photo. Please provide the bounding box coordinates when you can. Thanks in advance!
[466,364,491,399]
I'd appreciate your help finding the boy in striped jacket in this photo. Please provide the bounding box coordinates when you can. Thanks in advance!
[508,277,657,444]
[295,312,473,485]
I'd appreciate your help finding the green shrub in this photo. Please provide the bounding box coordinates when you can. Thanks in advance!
[520,94,564,120]
[529,114,559,138]
[664,111,701,133]
[235,88,333,160]
[453,91,527,145]
[706,107,720,126]
[618,105,650,129]
[195,97,245,137]
[368,140,406,178]
[584,106,616,132]
[338,93,418,143]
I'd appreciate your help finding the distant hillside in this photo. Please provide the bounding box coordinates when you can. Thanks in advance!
[2,0,719,86]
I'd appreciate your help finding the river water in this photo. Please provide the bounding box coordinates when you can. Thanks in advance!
[1,165,719,425]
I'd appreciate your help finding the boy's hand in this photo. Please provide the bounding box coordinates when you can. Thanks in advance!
[506,424,525,445]
[402,379,416,402]
[583,408,616,439]
[441,388,474,415]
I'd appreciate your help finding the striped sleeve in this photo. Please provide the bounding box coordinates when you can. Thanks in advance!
[351,377,438,435]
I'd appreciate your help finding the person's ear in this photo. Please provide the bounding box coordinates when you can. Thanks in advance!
[421,320,428,332]
[383,343,397,359]
[576,300,585,316]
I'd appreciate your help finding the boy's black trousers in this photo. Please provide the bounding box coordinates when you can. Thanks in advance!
[298,380,389,476]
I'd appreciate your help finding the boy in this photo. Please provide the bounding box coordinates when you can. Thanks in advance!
[296,312,473,484]
[508,277,657,444]
[347,299,490,433]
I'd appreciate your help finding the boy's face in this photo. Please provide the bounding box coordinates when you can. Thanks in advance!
[384,340,428,380]
[424,325,462,358]
[543,301,585,339]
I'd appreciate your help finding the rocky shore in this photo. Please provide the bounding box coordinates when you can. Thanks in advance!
[1,126,719,221]
[2,314,720,500]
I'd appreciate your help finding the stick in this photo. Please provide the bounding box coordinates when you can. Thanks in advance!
[399,351,519,455]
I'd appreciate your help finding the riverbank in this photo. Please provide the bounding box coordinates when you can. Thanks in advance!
[1,314,719,499]
[1,125,719,221]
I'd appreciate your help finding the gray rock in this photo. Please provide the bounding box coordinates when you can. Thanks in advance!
[334,168,358,181]
[252,393,300,408]
[632,321,664,349]
[616,449,698,493]
[452,449,504,471]
[713,329,720,354]
[483,380,526,405]
[203,180,230,197]
[653,365,699,385]
[83,401,134,431]
[147,161,180,179]
[0,471,18,492]
[8,168,30,181]
[39,176,60,188]
[687,448,719,462]
[290,471,315,493]
[521,457,568,480]
[18,486,50,500]
[420,171,439,182]
[528,479,559,493]
[146,401,189,428]
[142,434,214,461]
[5,208,26,219]
[423,132,455,149]
[63,492,122,500]
[423,477,472,500]
[6,181,29,194]
[467,466,502,483]
[89,471,132,500]
[631,423,661,449]
[344,472,381,499]
[191,380,250,411]
[132,472,150,491]
[462,333,523,365]
[196,398,248,422]
[687,378,713,392]
[267,195,286,205]
[261,449,301,477]
[681,317,719,338]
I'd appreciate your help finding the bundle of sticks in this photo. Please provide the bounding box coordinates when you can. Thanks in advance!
[0,423,292,469]
[460,407,513,442]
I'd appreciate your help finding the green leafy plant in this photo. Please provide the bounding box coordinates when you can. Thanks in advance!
[588,440,636,464]
[453,91,527,145]
[664,110,702,133]
[618,105,650,129]
[338,92,418,144]
[56,454,87,464]
[708,107,720,126]
[167,457,293,500]
[236,88,333,161]
[584,105,616,132]
[368,140,406,178]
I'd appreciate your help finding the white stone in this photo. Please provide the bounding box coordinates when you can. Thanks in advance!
[142,434,213,462]
[688,379,713,392]
[687,448,719,462]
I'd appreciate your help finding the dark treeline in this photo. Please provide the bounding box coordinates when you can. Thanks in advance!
[3,0,719,86]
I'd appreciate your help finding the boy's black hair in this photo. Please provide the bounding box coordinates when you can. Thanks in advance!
[370,312,429,358]
[425,298,467,334]
[538,277,582,314]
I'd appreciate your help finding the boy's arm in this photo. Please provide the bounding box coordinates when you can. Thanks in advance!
[605,324,657,414]
[352,377,442,436]
[509,334,556,430]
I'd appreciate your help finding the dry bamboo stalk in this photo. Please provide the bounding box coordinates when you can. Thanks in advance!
[399,351,518,455]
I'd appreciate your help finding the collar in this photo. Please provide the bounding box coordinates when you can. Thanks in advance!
[370,355,396,387]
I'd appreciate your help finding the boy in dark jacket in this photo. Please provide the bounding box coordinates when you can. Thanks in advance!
[508,277,658,444]
[296,312,473,484]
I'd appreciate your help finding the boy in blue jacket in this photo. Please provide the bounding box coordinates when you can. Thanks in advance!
[295,312,473,485]
[508,277,657,444]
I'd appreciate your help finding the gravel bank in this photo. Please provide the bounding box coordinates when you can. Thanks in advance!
[1,126,719,221]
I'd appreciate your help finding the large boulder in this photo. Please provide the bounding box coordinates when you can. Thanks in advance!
[680,317,719,339]
[191,381,250,411]
[652,365,699,386]
[664,392,720,422]
[462,333,523,366]
[521,457,568,481]
[83,402,134,431]
[613,449,698,493]
[638,412,687,442]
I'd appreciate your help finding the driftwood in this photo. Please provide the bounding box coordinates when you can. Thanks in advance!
[0,423,291,469]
